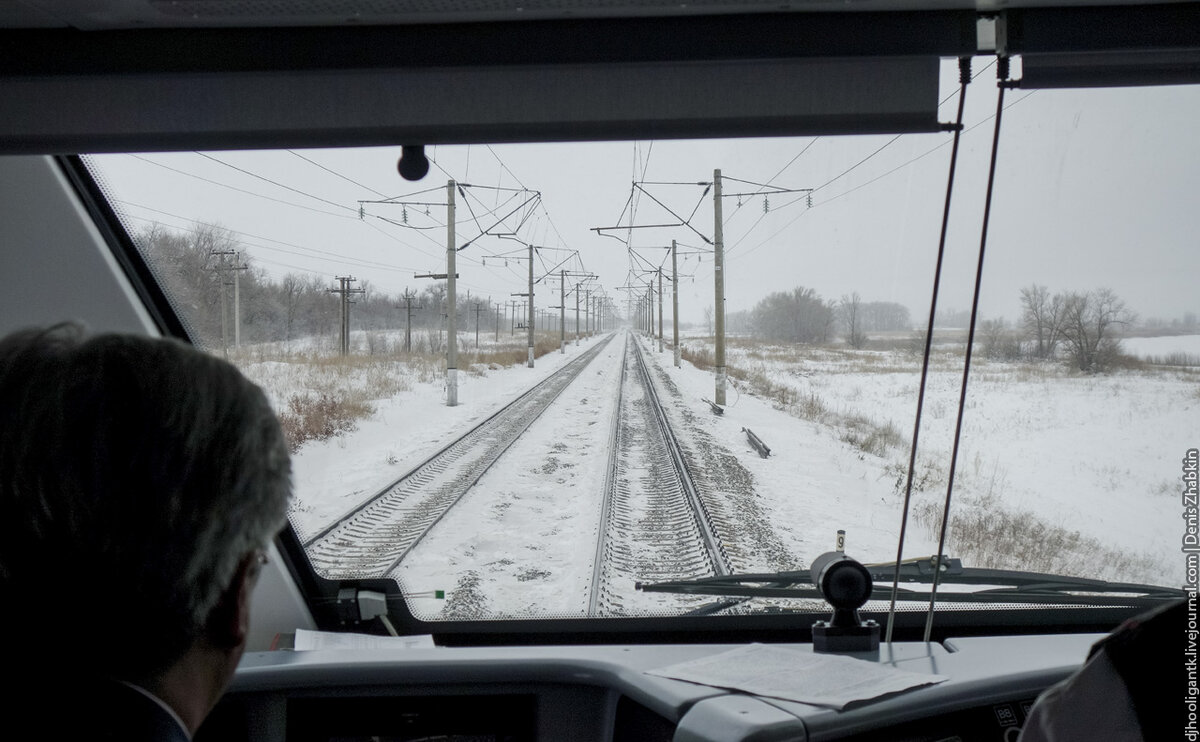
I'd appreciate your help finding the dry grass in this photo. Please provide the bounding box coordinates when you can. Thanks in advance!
[226,331,572,453]
[277,393,373,453]
[913,497,1160,584]
[464,334,563,368]
[1139,351,1200,367]
[681,340,908,458]
[840,415,905,458]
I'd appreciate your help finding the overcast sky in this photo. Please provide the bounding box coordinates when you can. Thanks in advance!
[90,59,1200,329]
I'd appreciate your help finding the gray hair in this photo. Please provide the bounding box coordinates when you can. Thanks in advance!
[0,324,292,677]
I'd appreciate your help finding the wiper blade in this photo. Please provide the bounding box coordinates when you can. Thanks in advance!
[635,557,962,601]
[637,556,1185,608]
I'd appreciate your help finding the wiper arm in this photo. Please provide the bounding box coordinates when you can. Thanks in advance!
[635,556,962,601]
[637,556,1185,609]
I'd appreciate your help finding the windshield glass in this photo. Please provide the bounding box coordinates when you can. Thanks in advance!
[84,59,1199,622]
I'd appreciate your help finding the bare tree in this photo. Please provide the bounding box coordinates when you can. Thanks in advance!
[1059,288,1136,371]
[840,292,867,349]
[282,274,303,344]
[750,287,833,344]
[980,317,1021,360]
[1020,284,1065,359]
[704,305,714,335]
[861,301,911,332]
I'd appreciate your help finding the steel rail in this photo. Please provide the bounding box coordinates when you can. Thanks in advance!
[589,333,731,616]
[303,335,614,578]
[631,335,732,577]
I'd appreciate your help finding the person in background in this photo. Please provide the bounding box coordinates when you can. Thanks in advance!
[0,324,292,740]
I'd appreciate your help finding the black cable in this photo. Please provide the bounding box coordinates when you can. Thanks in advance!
[196,152,357,213]
[922,56,1010,643]
[127,155,356,220]
[729,59,1001,259]
[287,150,389,198]
[885,56,972,644]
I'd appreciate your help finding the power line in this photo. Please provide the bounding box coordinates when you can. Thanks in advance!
[116,207,425,275]
[287,150,390,198]
[729,86,1038,263]
[722,59,998,255]
[195,152,358,213]
[126,154,358,221]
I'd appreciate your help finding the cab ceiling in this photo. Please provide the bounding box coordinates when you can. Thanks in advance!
[0,2,1197,153]
[4,0,1195,28]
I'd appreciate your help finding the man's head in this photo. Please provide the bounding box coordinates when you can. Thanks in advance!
[0,324,292,686]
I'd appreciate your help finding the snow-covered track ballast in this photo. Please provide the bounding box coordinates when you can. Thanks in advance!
[590,334,731,616]
[304,336,615,579]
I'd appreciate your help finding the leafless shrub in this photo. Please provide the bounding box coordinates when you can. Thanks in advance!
[906,329,929,357]
[979,318,1023,361]
[884,458,946,497]
[840,415,904,457]
[277,393,373,453]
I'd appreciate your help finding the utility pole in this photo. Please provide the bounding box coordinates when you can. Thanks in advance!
[560,271,566,353]
[398,288,420,353]
[328,275,365,356]
[232,252,246,348]
[672,240,680,368]
[474,300,484,348]
[511,294,533,365]
[650,284,655,338]
[658,267,664,353]
[527,243,535,367]
[494,300,501,342]
[209,249,246,353]
[574,284,581,345]
[446,180,458,406]
[714,168,727,405]
[412,179,460,404]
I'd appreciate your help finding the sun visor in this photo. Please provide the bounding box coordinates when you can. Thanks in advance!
[1017,50,1200,89]
[0,55,943,153]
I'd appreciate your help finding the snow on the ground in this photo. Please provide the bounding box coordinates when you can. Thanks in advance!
[703,337,1195,585]
[398,337,625,619]
[233,330,1196,619]
[655,342,941,570]
[1123,334,1200,360]
[238,331,598,540]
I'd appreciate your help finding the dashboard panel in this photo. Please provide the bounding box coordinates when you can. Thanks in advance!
[199,634,1100,742]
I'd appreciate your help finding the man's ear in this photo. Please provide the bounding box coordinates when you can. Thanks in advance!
[205,553,259,650]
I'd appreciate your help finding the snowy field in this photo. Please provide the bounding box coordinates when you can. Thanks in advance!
[231,329,1196,619]
[1123,334,1200,362]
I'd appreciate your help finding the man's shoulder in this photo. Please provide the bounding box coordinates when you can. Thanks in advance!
[22,676,191,742]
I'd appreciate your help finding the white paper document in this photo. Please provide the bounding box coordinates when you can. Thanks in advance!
[647,644,947,709]
[293,628,437,650]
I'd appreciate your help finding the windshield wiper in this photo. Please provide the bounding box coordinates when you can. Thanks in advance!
[636,556,1184,611]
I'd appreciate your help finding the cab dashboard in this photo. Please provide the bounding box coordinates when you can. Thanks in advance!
[200,633,1098,742]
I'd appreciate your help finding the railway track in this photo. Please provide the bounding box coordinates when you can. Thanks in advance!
[303,335,614,579]
[590,334,731,616]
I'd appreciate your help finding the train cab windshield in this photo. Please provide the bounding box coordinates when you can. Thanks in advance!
[78,60,1198,636]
